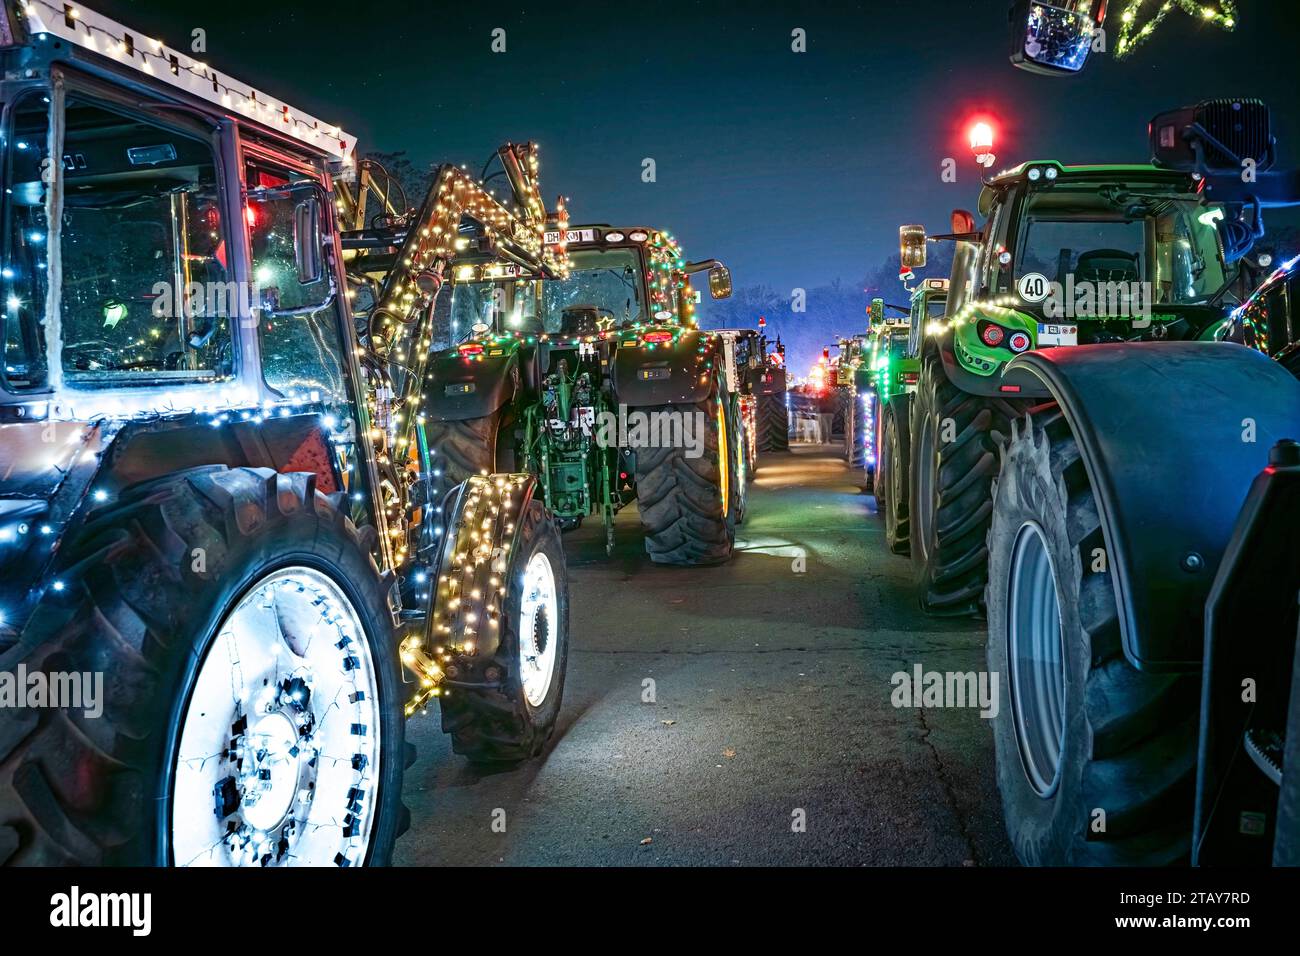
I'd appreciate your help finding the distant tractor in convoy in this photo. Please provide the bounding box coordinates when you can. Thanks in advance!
[0,1,571,866]
[871,279,947,554]
[752,325,789,453]
[420,225,744,565]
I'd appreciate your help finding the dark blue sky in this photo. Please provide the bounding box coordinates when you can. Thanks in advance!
[95,0,1300,324]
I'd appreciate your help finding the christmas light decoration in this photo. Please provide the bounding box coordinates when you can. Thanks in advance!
[16,1,354,162]
[1113,1,1237,59]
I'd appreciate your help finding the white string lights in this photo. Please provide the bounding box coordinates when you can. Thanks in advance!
[18,1,355,162]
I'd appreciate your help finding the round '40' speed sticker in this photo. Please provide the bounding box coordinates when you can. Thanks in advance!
[1017,272,1050,303]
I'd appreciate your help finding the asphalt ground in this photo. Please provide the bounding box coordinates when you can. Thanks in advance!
[397,443,1016,865]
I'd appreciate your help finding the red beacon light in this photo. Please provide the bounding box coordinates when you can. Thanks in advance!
[968,119,996,169]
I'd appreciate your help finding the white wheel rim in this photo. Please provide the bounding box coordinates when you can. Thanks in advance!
[170,567,383,867]
[519,551,559,708]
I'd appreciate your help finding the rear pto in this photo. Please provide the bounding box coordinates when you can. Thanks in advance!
[904,89,1300,864]
[0,1,568,866]
[423,225,744,565]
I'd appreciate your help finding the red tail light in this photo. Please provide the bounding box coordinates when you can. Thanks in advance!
[1008,331,1031,353]
[980,323,1005,347]
[643,330,673,343]
[458,343,484,355]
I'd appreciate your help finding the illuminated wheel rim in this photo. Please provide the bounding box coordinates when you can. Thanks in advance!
[519,552,559,708]
[1007,522,1066,798]
[171,567,382,866]
[718,400,730,517]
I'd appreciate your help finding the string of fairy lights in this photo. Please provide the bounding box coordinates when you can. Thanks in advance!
[1113,1,1237,59]
[353,143,569,586]
[19,0,354,160]
[400,474,529,716]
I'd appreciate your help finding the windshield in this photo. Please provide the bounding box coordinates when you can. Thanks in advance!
[540,247,644,332]
[1013,187,1232,307]
[446,278,539,343]
[3,94,235,392]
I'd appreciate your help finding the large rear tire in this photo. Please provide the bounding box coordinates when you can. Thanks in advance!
[633,381,737,566]
[986,409,1197,865]
[849,389,870,472]
[0,466,407,866]
[424,411,515,507]
[910,352,1023,615]
[878,395,912,555]
[756,391,789,452]
[439,486,570,763]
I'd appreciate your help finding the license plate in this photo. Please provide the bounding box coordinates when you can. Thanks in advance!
[1037,323,1078,347]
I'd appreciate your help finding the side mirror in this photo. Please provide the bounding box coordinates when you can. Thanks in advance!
[900,224,928,270]
[951,209,977,235]
[1008,0,1105,76]
[709,264,733,300]
[293,197,324,284]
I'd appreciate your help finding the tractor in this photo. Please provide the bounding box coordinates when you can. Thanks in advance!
[420,224,744,566]
[869,278,947,553]
[713,322,786,476]
[896,105,1277,615]
[960,95,1300,865]
[0,0,569,866]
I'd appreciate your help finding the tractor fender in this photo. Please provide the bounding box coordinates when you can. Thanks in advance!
[430,471,543,660]
[1004,341,1300,671]
[424,347,519,422]
[930,327,1053,400]
[613,329,718,406]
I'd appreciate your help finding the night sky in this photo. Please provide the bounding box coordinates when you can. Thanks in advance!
[91,0,1300,337]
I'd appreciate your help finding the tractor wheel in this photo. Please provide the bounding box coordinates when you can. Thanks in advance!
[633,380,737,566]
[878,394,912,555]
[832,386,852,438]
[848,391,869,471]
[741,398,758,478]
[986,408,1197,865]
[756,391,789,452]
[0,466,408,866]
[424,410,515,507]
[730,395,749,526]
[909,352,1024,615]
[439,487,569,763]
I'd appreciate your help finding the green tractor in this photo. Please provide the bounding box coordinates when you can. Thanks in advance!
[423,225,745,565]
[870,279,947,553]
[897,137,1270,615]
[842,297,912,487]
[943,96,1300,866]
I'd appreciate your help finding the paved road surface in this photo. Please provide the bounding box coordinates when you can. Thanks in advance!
[397,444,1016,866]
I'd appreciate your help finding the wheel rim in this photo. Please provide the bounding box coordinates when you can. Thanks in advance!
[171,567,382,866]
[519,551,559,708]
[717,399,730,517]
[1007,522,1067,797]
[915,412,936,562]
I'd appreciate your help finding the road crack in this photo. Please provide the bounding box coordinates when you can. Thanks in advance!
[915,707,981,866]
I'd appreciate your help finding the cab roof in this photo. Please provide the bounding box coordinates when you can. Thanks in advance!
[4,0,355,163]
